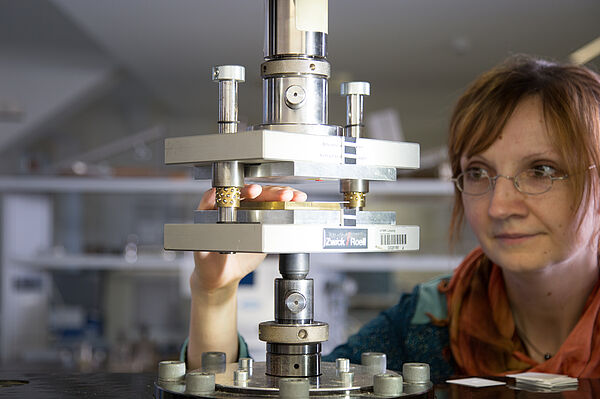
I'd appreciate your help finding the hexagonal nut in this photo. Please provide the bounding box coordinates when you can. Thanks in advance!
[340,81,370,96]
[212,65,245,82]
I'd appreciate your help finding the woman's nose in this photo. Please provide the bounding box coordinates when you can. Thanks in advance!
[487,176,528,219]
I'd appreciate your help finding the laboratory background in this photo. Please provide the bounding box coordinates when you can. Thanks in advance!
[1,0,599,376]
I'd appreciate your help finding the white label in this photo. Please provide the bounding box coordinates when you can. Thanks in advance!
[295,0,328,34]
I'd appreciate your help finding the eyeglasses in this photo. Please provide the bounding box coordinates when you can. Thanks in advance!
[452,168,569,196]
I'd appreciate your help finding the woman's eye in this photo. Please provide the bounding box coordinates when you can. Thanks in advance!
[464,167,489,180]
[530,165,557,177]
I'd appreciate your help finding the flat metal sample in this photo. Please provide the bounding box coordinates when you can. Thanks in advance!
[165,130,420,169]
[164,224,419,253]
[239,201,341,210]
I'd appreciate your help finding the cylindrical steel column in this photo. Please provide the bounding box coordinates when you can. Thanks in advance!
[259,0,332,135]
[212,65,246,223]
[340,81,371,210]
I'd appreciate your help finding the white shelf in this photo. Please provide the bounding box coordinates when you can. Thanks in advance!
[11,253,185,271]
[0,176,454,196]
[11,252,462,273]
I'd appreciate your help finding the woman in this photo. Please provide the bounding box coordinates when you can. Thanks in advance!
[185,56,600,382]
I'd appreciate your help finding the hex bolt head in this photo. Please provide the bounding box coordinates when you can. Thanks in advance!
[402,362,430,384]
[201,351,226,374]
[339,371,354,387]
[373,373,403,397]
[361,352,387,374]
[212,65,245,82]
[185,371,215,394]
[285,292,307,313]
[340,81,370,96]
[158,360,186,382]
[279,377,310,398]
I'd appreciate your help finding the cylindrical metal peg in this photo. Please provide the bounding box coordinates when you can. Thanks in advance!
[402,362,430,384]
[185,371,215,394]
[201,351,226,374]
[361,352,386,375]
[373,373,403,397]
[158,360,186,382]
[336,358,350,372]
[279,377,310,398]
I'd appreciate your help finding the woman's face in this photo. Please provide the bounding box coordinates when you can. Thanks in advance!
[460,96,598,273]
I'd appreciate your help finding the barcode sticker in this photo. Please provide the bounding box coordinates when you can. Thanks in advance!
[380,233,407,246]
[376,230,409,250]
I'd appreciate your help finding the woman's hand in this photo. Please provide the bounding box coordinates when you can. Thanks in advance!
[191,184,307,297]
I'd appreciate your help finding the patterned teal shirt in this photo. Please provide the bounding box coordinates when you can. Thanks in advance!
[322,275,456,383]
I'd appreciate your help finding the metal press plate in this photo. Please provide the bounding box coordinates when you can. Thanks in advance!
[194,162,397,182]
[165,130,419,169]
[193,209,396,225]
[164,223,419,253]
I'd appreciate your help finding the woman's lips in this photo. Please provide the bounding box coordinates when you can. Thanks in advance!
[494,233,540,245]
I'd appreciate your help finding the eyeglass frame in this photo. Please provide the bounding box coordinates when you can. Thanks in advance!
[451,168,570,196]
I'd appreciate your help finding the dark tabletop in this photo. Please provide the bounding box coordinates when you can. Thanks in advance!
[1,371,598,398]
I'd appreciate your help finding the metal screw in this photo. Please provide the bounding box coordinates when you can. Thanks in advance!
[297,329,308,339]
[284,85,306,109]
[285,292,307,313]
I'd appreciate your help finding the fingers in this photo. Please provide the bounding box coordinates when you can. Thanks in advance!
[240,184,263,200]
[249,185,307,202]
[197,184,307,211]
[197,188,216,210]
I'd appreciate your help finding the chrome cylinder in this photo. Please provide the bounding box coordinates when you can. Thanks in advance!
[346,95,364,129]
[340,81,371,209]
[340,81,370,138]
[265,0,327,59]
[212,65,245,134]
[266,344,321,377]
[275,279,313,324]
[218,80,238,128]
[279,253,310,279]
[340,179,369,193]
[263,76,327,125]
[212,161,244,187]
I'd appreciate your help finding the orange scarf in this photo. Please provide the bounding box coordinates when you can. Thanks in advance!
[440,247,600,377]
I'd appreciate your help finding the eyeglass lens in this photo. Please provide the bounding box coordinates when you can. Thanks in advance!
[458,169,553,195]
